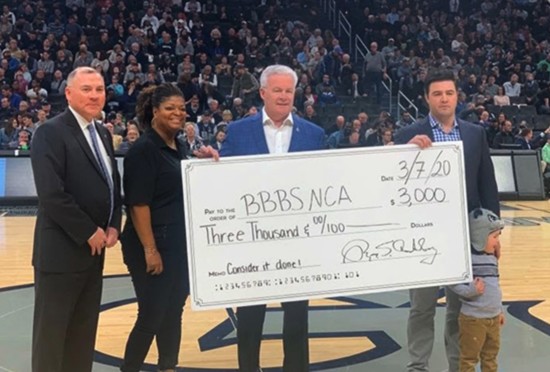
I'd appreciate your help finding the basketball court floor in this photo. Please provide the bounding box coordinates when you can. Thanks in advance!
[1,201,549,371]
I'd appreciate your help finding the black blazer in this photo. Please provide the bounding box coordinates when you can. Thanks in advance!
[31,109,122,272]
[394,117,500,216]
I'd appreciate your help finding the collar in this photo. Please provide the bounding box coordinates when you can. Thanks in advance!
[146,127,172,149]
[428,113,458,131]
[262,107,293,128]
[147,127,186,155]
[69,106,95,129]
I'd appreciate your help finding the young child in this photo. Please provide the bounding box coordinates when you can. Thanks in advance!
[448,208,505,372]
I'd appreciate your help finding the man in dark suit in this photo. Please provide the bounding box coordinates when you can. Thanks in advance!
[394,68,499,372]
[30,66,122,372]
[220,65,325,372]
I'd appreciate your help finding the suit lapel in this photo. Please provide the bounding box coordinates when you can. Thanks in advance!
[458,119,474,154]
[419,118,435,141]
[288,115,303,152]
[253,115,269,154]
[95,121,117,169]
[64,110,106,179]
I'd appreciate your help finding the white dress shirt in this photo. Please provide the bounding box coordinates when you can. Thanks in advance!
[262,108,293,154]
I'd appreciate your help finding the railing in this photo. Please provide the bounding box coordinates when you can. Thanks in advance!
[328,0,336,29]
[382,78,393,114]
[320,1,394,113]
[337,11,352,56]
[354,34,369,63]
[397,90,420,120]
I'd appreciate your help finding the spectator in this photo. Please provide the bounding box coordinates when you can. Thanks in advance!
[0,116,18,148]
[339,119,364,148]
[197,110,216,144]
[347,73,366,99]
[231,64,259,108]
[73,44,94,69]
[182,121,204,156]
[300,85,316,109]
[315,74,338,106]
[215,56,232,76]
[215,109,233,133]
[55,50,72,78]
[8,127,31,150]
[523,72,540,106]
[141,7,159,33]
[118,124,140,154]
[493,86,511,106]
[396,111,416,129]
[211,129,225,151]
[363,41,388,104]
[503,73,521,97]
[49,70,67,96]
[303,104,320,127]
[516,127,550,150]
[492,120,515,149]
[34,109,47,129]
[0,96,14,121]
[326,117,346,148]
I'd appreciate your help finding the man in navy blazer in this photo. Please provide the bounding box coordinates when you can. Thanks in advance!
[220,65,324,372]
[394,68,499,372]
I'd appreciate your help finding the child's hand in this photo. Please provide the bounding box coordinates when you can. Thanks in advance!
[474,277,485,294]
[499,312,505,326]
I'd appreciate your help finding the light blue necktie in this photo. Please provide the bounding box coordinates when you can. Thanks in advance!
[88,122,114,225]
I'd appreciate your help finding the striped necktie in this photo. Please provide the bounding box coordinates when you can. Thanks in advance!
[88,122,114,225]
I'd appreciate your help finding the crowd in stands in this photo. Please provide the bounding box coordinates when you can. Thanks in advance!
[0,0,549,165]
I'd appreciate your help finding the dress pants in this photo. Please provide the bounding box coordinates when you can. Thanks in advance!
[237,300,309,372]
[364,70,384,104]
[32,259,103,372]
[120,225,189,372]
[407,286,460,372]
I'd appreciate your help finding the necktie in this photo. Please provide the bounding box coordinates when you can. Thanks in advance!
[88,122,114,225]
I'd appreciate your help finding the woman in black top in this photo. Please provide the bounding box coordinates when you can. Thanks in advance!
[120,83,217,372]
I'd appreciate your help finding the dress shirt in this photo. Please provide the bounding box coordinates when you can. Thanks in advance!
[262,108,293,154]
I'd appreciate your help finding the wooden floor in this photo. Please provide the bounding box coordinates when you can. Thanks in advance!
[1,200,550,370]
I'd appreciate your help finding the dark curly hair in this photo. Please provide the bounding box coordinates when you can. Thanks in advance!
[135,83,184,130]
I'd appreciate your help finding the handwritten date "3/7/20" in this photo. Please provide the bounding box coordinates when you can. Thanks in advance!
[341,238,438,265]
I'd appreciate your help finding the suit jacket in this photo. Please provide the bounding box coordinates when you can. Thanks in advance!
[394,117,500,215]
[515,134,546,150]
[219,113,325,157]
[31,109,122,272]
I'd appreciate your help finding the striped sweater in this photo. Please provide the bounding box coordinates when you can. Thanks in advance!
[448,253,502,318]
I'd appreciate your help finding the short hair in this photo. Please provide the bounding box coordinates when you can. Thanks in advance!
[67,67,103,86]
[520,128,532,137]
[424,68,458,95]
[259,65,298,88]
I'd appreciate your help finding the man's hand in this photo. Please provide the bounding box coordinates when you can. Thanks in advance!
[88,227,107,256]
[105,227,119,248]
[195,145,220,161]
[408,135,432,149]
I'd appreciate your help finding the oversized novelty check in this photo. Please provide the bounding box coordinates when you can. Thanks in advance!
[182,142,472,310]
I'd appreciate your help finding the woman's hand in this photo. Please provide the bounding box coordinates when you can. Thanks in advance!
[145,249,163,275]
